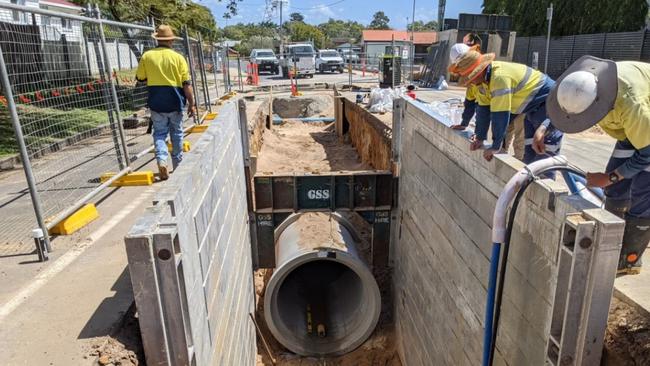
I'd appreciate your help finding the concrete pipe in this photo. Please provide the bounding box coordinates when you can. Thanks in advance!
[264,212,381,357]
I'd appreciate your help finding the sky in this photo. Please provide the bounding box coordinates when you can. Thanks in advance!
[201,0,484,29]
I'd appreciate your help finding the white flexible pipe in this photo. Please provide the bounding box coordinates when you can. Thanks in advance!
[492,155,568,243]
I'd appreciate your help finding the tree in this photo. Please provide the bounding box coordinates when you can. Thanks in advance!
[289,12,305,22]
[317,18,364,43]
[222,22,278,41]
[73,0,219,42]
[407,20,438,31]
[288,21,328,49]
[368,11,391,30]
[482,0,648,36]
[234,35,275,56]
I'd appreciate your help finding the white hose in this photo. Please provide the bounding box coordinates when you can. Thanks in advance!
[492,155,568,243]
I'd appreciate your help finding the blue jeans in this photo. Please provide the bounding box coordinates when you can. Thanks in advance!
[605,139,650,219]
[151,110,184,169]
[522,102,563,179]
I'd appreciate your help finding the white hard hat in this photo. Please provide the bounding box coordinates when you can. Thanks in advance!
[449,43,470,64]
[556,71,599,114]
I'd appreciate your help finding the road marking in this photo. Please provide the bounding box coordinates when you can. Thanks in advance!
[0,188,154,323]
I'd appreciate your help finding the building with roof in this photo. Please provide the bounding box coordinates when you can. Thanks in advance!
[361,29,437,60]
[0,0,83,41]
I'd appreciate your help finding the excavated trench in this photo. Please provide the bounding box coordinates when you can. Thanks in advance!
[104,90,650,366]
[248,92,401,365]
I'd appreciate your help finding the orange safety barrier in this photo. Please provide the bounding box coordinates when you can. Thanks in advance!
[246,62,260,86]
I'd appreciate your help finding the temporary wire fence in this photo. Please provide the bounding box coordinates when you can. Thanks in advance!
[0,3,224,258]
[514,30,650,79]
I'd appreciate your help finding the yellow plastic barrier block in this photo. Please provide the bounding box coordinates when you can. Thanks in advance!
[191,124,210,133]
[49,204,99,235]
[100,171,154,187]
[204,112,218,121]
[165,141,191,152]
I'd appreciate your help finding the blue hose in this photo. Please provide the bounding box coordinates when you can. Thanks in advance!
[483,243,501,366]
[566,173,605,200]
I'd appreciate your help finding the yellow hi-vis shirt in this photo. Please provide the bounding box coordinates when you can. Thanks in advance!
[466,83,491,106]
[136,46,191,113]
[598,61,650,150]
[489,61,547,114]
[136,46,190,87]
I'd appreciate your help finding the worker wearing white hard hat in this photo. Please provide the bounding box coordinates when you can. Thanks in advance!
[547,56,650,275]
[448,47,561,170]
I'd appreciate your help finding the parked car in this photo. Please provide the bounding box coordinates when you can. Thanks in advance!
[315,49,344,73]
[250,49,279,74]
[280,43,316,78]
[339,48,361,64]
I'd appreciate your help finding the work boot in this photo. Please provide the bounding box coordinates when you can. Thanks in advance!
[158,162,169,181]
[604,198,630,219]
[617,216,650,276]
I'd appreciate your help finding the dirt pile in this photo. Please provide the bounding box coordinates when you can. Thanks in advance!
[273,96,333,118]
[87,304,144,366]
[604,296,650,365]
[255,120,371,174]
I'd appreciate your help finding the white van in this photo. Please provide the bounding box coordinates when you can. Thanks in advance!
[280,43,316,78]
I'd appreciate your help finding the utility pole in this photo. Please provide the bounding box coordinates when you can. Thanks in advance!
[544,3,553,73]
[437,0,446,31]
[410,0,416,83]
[274,0,287,58]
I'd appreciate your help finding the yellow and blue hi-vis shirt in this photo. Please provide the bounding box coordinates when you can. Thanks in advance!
[598,61,650,178]
[474,61,555,149]
[460,84,491,127]
[135,46,191,113]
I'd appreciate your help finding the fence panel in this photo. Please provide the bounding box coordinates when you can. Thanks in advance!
[99,22,156,161]
[547,36,575,79]
[570,33,606,60]
[0,4,216,257]
[0,10,131,251]
[601,31,643,61]
[512,36,529,64]
[513,31,650,79]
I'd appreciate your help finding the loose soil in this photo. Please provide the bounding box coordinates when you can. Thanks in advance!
[273,95,334,119]
[255,121,372,174]
[254,212,401,366]
[604,296,650,365]
[87,304,145,366]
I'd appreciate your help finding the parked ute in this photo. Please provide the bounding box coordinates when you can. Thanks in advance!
[250,49,279,74]
[280,43,316,78]
[316,49,344,73]
[339,48,361,64]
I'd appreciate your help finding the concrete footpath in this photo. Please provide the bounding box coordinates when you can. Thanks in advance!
[0,126,205,365]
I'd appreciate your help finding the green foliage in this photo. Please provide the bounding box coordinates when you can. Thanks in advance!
[482,0,648,36]
[317,18,364,43]
[72,0,219,41]
[233,36,276,56]
[369,11,391,30]
[290,12,305,22]
[287,21,328,48]
[407,20,438,31]
[0,105,136,156]
[222,22,278,41]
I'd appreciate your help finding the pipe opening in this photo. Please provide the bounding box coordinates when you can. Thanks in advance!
[265,212,381,357]
[277,260,365,350]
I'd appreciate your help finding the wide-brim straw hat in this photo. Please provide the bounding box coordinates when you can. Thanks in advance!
[152,25,176,41]
[546,56,618,133]
[451,50,495,86]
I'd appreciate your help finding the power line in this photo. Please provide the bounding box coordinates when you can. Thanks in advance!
[289,0,346,11]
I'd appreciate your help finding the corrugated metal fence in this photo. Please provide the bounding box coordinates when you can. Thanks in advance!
[513,31,650,78]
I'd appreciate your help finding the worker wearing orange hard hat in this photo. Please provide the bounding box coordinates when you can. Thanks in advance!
[449,48,562,172]
[448,40,525,160]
